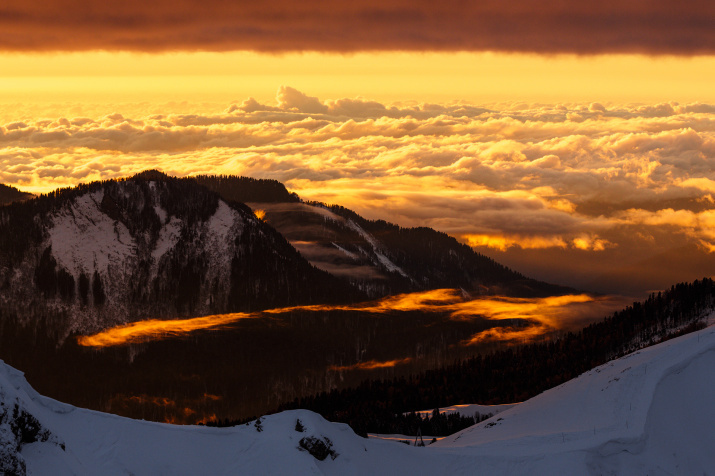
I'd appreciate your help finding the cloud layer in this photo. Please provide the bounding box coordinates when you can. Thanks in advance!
[0,1,713,54]
[2,86,715,295]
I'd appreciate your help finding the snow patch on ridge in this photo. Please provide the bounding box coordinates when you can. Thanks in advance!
[199,200,244,306]
[152,217,182,262]
[147,181,168,224]
[332,242,358,260]
[206,200,242,247]
[346,219,408,278]
[48,191,136,277]
[153,205,167,225]
[374,251,408,277]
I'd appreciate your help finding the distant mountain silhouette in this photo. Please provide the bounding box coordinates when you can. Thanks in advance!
[0,183,33,205]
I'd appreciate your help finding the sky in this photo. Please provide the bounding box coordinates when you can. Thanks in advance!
[1,0,714,297]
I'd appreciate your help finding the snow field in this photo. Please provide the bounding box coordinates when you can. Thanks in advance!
[0,324,709,474]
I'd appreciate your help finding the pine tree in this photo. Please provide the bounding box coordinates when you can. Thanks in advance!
[92,270,105,306]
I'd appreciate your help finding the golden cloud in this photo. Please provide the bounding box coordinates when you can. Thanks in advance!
[78,289,603,348]
[615,208,715,251]
[461,234,569,251]
[328,358,413,372]
[3,88,715,294]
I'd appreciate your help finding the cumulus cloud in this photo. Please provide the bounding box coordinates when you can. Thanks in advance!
[2,87,715,295]
[0,1,712,54]
[614,208,715,248]
[276,87,328,114]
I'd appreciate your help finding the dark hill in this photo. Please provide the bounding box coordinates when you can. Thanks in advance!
[0,183,33,205]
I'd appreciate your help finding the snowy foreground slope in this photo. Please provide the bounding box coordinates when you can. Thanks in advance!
[2,325,715,475]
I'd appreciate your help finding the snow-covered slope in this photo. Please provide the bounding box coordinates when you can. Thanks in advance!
[434,323,715,475]
[0,179,248,333]
[2,324,713,475]
[48,190,139,279]
[0,361,448,476]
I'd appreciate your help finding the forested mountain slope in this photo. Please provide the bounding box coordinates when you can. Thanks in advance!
[0,172,360,335]
[2,317,714,475]
[0,183,32,205]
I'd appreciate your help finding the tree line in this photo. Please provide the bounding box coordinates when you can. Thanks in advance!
[272,278,714,436]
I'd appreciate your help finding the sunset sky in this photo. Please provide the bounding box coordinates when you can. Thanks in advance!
[1,0,714,297]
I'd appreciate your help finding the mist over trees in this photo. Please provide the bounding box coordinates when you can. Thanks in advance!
[1,172,713,438]
[276,278,715,436]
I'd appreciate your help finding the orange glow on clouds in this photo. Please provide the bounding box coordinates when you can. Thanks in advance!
[462,234,613,251]
[125,395,175,407]
[196,414,219,426]
[453,294,597,346]
[462,234,568,251]
[253,209,266,221]
[446,293,601,346]
[260,288,470,316]
[449,293,595,321]
[329,358,413,372]
[78,289,600,348]
[615,208,715,252]
[2,70,712,296]
[76,312,260,347]
[571,235,611,251]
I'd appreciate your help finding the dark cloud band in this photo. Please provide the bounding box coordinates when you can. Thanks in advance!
[0,0,712,54]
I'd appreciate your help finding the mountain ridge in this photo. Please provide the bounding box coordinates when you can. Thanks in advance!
[0,173,363,335]
[0,183,32,206]
[0,171,587,425]
[0,171,569,336]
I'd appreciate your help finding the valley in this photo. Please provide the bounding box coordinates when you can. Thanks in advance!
[0,172,712,475]
[0,172,622,424]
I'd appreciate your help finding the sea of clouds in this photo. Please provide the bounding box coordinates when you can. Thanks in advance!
[2,86,714,295]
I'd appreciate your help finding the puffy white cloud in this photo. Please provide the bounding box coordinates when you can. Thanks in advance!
[276,86,328,114]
